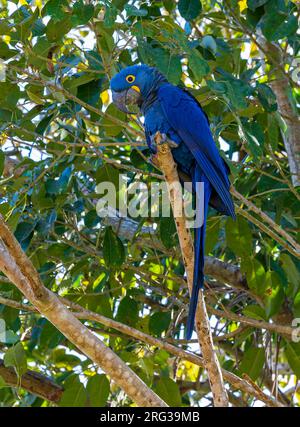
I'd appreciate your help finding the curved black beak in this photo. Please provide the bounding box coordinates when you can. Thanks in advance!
[112,88,142,114]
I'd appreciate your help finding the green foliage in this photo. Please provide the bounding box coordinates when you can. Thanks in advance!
[239,346,265,381]
[4,343,27,378]
[155,377,182,406]
[59,373,110,407]
[103,226,125,267]
[284,342,300,378]
[0,0,298,408]
[86,374,110,407]
[178,0,202,21]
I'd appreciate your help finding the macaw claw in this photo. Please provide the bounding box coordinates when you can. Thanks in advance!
[153,133,179,148]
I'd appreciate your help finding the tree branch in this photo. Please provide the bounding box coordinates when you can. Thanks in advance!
[0,359,63,403]
[0,294,284,406]
[232,188,300,257]
[0,215,167,407]
[257,36,300,187]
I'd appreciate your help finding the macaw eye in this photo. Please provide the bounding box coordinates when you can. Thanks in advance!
[126,74,135,83]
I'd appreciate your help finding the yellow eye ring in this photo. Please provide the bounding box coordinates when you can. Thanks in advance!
[126,74,135,83]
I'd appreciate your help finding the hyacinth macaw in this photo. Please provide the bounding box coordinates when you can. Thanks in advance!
[110,64,235,339]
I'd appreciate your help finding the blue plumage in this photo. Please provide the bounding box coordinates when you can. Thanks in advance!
[111,65,235,339]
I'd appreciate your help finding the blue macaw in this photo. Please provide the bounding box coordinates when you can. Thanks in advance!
[111,64,235,339]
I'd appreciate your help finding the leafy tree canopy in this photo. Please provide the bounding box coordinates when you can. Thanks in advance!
[0,0,299,407]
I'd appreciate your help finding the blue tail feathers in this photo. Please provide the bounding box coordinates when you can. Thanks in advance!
[185,168,212,340]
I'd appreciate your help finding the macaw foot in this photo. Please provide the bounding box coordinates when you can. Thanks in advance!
[153,133,178,148]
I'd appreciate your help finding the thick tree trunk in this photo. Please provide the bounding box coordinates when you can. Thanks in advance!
[258,36,300,187]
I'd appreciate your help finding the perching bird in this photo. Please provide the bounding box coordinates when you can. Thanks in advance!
[111,64,235,339]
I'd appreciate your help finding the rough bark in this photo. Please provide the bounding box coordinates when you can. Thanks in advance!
[0,359,63,403]
[258,36,300,187]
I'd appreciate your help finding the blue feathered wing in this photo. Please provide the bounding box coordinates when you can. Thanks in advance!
[157,84,235,339]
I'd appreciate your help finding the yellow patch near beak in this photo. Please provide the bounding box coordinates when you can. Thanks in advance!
[131,85,140,93]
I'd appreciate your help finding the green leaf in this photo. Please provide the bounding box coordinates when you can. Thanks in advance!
[0,375,6,389]
[59,380,87,407]
[280,254,300,294]
[178,0,202,21]
[103,226,125,268]
[51,348,81,368]
[4,342,27,377]
[267,114,279,150]
[264,271,285,318]
[205,218,220,254]
[293,292,300,318]
[226,217,252,257]
[239,346,265,380]
[84,210,100,228]
[261,12,297,42]
[14,221,35,244]
[285,342,300,378]
[227,81,249,110]
[0,82,21,111]
[63,73,98,91]
[0,330,19,345]
[45,166,72,195]
[0,19,11,35]
[256,83,277,112]
[102,104,126,137]
[77,78,102,106]
[116,296,139,326]
[125,4,148,17]
[95,164,120,190]
[71,0,94,26]
[28,37,52,68]
[200,35,217,54]
[159,216,178,249]
[247,0,269,11]
[43,0,69,20]
[155,378,182,407]
[241,258,266,295]
[242,304,267,321]
[188,51,210,81]
[86,374,110,407]
[207,78,249,110]
[0,41,18,59]
[46,17,72,42]
[243,121,264,160]
[39,321,64,349]
[130,149,146,169]
[0,151,4,177]
[36,113,55,135]
[151,49,182,85]
[149,312,171,336]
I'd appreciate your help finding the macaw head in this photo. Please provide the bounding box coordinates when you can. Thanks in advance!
[110,64,167,113]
